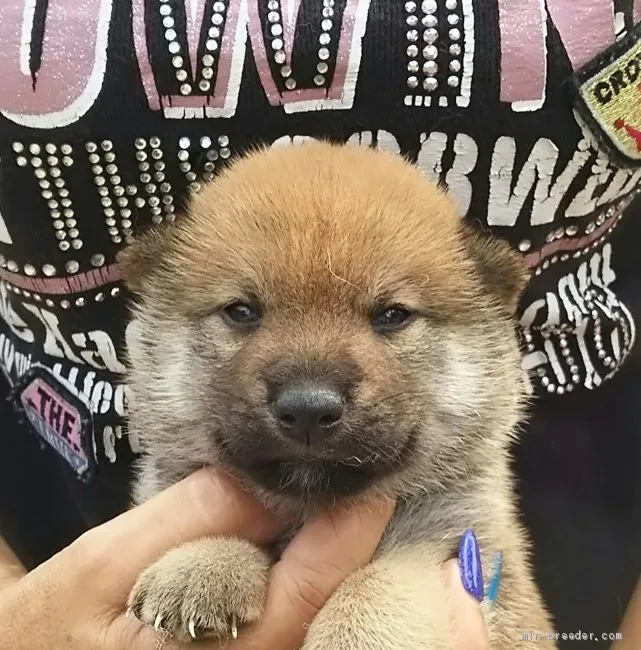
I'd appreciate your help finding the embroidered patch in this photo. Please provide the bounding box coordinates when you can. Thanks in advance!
[574,23,641,165]
[10,366,96,482]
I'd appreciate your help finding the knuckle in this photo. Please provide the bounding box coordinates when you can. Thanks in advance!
[287,573,328,617]
[284,560,349,618]
[184,469,236,529]
[67,526,116,575]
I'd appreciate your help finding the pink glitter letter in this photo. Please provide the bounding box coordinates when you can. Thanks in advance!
[499,0,615,110]
[0,0,112,128]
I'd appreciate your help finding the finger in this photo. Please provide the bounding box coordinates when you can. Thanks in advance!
[71,468,282,599]
[444,559,491,650]
[232,497,395,650]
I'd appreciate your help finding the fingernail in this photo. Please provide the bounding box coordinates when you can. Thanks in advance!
[458,529,484,602]
[486,551,503,608]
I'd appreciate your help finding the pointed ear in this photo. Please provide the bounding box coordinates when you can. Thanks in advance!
[116,225,173,293]
[459,222,530,314]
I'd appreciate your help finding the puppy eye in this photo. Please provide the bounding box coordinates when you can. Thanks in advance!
[222,302,261,330]
[371,306,415,333]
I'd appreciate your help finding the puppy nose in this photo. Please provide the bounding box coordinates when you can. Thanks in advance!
[273,382,344,446]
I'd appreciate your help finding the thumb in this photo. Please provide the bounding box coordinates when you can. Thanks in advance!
[69,468,282,602]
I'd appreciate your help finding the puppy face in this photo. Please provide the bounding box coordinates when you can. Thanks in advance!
[120,142,529,505]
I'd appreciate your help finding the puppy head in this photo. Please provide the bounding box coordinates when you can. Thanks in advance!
[119,142,529,504]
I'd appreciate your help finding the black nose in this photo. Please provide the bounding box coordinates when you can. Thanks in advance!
[273,382,344,446]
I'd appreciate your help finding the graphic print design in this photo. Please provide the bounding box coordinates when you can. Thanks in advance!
[403,0,474,108]
[574,22,641,163]
[12,364,96,480]
[0,0,112,128]
[0,0,640,469]
[497,0,616,111]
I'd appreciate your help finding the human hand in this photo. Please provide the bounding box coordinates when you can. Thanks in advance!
[445,556,492,650]
[0,466,492,650]
[0,468,394,650]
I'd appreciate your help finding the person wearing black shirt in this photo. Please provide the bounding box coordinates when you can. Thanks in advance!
[1,1,641,647]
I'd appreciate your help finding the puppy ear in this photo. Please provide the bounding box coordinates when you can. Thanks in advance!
[116,225,173,293]
[459,222,530,314]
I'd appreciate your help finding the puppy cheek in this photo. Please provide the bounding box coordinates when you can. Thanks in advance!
[127,315,200,422]
[434,334,486,420]
[158,335,206,421]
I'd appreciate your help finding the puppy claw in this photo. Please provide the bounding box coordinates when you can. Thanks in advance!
[127,538,269,642]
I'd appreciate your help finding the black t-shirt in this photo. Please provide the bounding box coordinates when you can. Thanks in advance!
[1,1,641,646]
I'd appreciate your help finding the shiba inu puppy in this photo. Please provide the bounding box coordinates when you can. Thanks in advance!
[119,141,556,649]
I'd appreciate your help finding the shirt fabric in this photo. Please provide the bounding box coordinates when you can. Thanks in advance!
[1,2,641,647]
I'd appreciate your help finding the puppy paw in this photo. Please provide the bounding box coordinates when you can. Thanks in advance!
[127,537,270,642]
